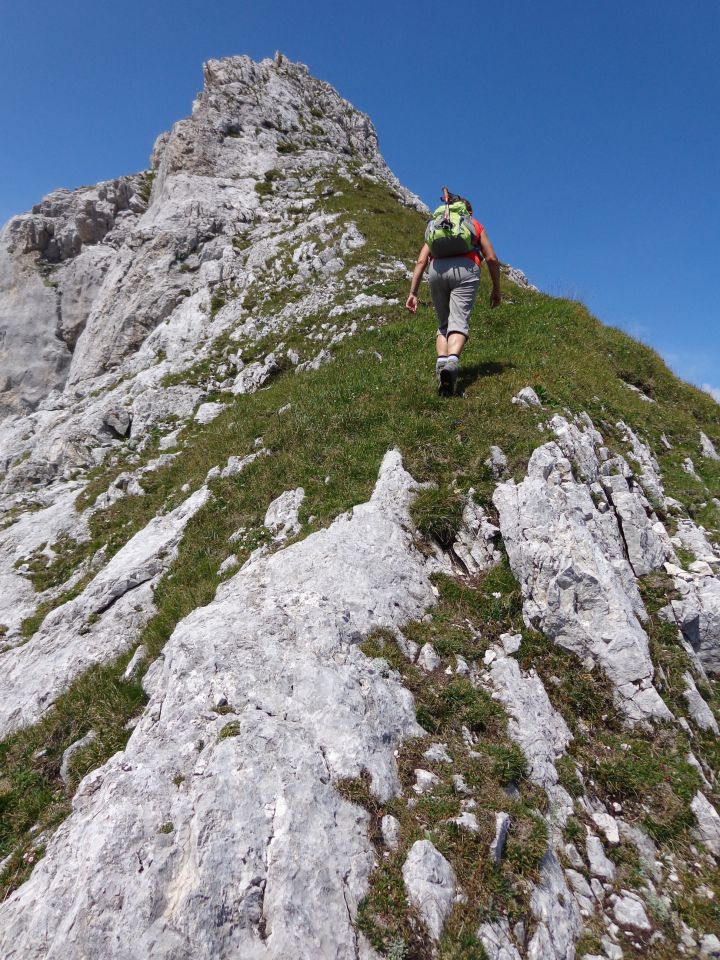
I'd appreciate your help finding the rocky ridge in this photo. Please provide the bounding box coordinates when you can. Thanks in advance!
[0,53,719,960]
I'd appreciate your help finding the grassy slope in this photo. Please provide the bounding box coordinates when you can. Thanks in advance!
[1,175,719,952]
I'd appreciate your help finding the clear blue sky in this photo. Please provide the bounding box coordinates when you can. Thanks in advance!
[2,0,718,396]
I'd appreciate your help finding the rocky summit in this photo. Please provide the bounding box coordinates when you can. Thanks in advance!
[0,54,719,960]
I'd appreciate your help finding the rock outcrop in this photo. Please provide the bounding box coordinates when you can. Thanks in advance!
[494,415,673,722]
[0,452,433,958]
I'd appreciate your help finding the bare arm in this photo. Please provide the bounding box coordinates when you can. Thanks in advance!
[405,244,430,314]
[479,231,502,308]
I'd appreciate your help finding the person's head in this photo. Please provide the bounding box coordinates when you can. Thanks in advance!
[444,191,473,214]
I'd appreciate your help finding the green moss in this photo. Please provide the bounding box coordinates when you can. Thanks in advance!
[217,721,241,740]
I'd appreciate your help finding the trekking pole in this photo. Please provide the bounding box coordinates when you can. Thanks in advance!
[441,186,451,227]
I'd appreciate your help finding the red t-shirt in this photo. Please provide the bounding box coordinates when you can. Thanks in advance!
[464,218,484,267]
[429,218,484,267]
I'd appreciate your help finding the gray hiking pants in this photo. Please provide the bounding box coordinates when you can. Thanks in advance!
[428,257,481,339]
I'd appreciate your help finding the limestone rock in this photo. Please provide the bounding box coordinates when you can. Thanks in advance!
[675,518,719,565]
[610,890,652,931]
[194,401,227,424]
[488,653,572,795]
[295,348,332,374]
[0,486,211,738]
[670,576,720,676]
[682,671,719,733]
[0,452,436,958]
[423,742,452,764]
[494,415,672,722]
[0,482,89,641]
[451,492,502,574]
[511,386,542,407]
[485,445,508,478]
[122,645,147,682]
[231,355,280,395]
[418,642,441,672]
[692,791,720,856]
[527,852,582,960]
[59,730,98,784]
[585,831,615,881]
[264,487,305,541]
[478,918,523,960]
[451,811,480,832]
[380,814,401,851]
[615,419,665,505]
[564,868,594,916]
[502,265,538,291]
[402,840,457,942]
[490,812,511,864]
[701,933,720,957]
[700,431,720,460]
[413,769,440,794]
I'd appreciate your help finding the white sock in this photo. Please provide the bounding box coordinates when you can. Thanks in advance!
[436,356,448,367]
[447,354,460,364]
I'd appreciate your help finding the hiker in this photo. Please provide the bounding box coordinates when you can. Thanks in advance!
[405,190,501,395]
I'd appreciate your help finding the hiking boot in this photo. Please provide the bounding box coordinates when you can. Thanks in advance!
[439,358,459,396]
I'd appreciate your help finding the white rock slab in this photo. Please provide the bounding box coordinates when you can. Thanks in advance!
[610,890,651,931]
[700,431,720,461]
[264,487,304,541]
[511,386,541,407]
[477,918,522,960]
[0,451,436,959]
[585,831,615,881]
[692,791,720,856]
[194,401,227,424]
[494,416,672,722]
[402,839,457,942]
[682,671,719,733]
[0,486,211,738]
[526,852,582,959]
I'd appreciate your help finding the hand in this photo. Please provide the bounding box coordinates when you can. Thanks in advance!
[490,289,501,308]
[405,293,418,314]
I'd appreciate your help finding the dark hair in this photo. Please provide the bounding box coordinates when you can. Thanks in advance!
[446,191,473,214]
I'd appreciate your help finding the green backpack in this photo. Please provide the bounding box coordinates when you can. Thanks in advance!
[424,200,480,257]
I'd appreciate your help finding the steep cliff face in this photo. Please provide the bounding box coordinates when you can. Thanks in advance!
[1,55,719,960]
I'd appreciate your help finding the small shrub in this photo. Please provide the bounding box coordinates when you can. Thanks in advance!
[505,812,548,876]
[488,744,527,785]
[565,816,583,844]
[210,291,226,317]
[138,170,155,205]
[556,755,584,798]
[218,721,241,740]
[411,486,465,549]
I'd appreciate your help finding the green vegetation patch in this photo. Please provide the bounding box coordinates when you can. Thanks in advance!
[350,572,550,957]
[410,486,465,550]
